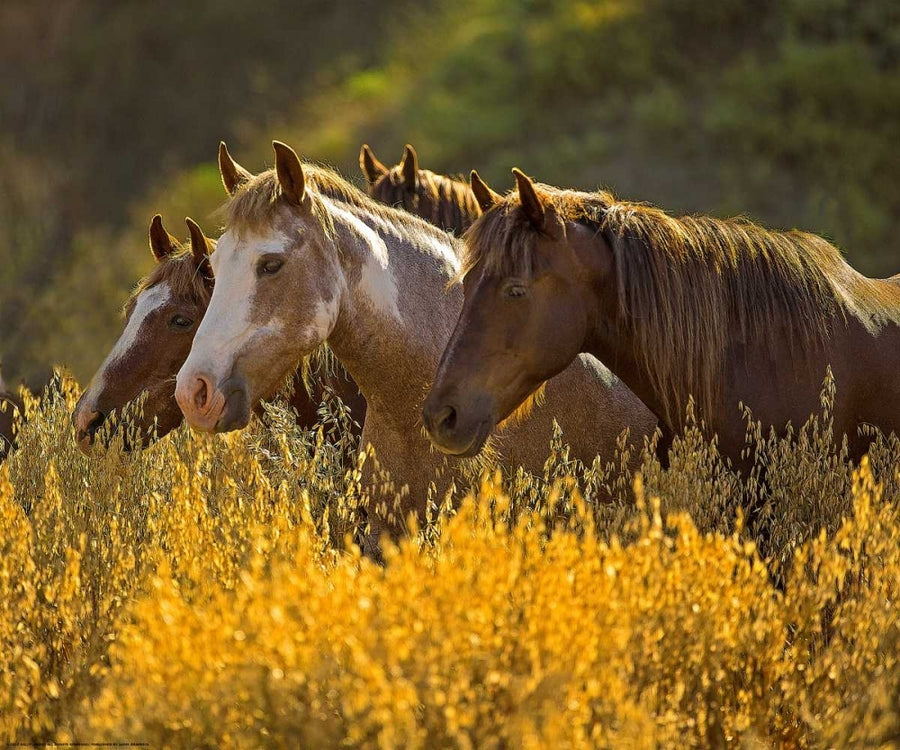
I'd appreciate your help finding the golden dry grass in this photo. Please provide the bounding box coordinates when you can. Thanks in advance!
[1,375,898,747]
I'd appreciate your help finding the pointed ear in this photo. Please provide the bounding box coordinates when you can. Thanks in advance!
[400,144,418,189]
[185,217,214,277]
[272,140,306,206]
[470,170,502,212]
[359,144,388,184]
[512,168,546,230]
[218,141,252,196]
[149,214,178,262]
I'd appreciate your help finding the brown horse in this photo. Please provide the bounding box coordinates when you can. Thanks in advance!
[72,214,365,453]
[360,143,481,235]
[176,142,654,544]
[424,170,900,466]
[0,363,24,461]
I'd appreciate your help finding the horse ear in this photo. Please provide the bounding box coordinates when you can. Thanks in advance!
[400,144,418,189]
[359,144,388,184]
[218,141,252,196]
[512,168,546,230]
[272,140,306,206]
[149,214,177,262]
[470,170,502,212]
[185,217,214,277]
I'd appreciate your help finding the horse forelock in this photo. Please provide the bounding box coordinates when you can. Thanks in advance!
[224,167,338,241]
[463,183,899,426]
[458,185,575,284]
[224,163,457,267]
[127,245,212,317]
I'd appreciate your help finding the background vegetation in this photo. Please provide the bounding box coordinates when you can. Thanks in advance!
[2,0,899,386]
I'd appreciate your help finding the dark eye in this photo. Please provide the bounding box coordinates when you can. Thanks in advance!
[169,314,193,330]
[503,281,528,299]
[257,257,284,277]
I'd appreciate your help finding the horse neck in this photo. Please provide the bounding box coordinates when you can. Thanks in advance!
[578,245,682,432]
[587,323,678,432]
[322,198,464,429]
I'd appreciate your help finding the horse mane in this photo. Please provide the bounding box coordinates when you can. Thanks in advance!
[225,163,456,249]
[464,183,900,426]
[370,168,481,235]
[126,241,213,315]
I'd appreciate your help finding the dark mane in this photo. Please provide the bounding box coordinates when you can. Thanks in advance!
[127,242,212,315]
[370,168,481,235]
[464,183,900,426]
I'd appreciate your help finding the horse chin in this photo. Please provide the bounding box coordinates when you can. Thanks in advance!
[436,418,493,458]
[77,418,134,454]
[455,422,493,458]
[76,434,95,456]
[214,376,252,433]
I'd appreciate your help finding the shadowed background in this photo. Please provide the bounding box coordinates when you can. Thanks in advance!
[2,0,898,387]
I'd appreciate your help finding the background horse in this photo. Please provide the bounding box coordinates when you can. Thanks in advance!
[177,142,654,542]
[360,143,481,235]
[0,363,24,462]
[73,214,365,454]
[424,170,900,466]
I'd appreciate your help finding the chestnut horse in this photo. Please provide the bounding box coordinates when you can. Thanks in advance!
[73,214,364,453]
[360,143,481,235]
[176,142,654,544]
[424,170,900,467]
[0,364,24,461]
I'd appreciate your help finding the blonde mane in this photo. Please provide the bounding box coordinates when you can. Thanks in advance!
[463,184,900,426]
[224,162,456,256]
[227,164,422,232]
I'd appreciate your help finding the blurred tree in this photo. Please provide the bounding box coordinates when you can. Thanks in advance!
[0,0,428,384]
[1,0,898,384]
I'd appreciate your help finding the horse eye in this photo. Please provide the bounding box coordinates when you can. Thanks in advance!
[257,257,284,277]
[169,315,193,329]
[503,282,528,299]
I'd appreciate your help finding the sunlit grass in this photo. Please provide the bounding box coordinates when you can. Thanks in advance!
[1,374,898,747]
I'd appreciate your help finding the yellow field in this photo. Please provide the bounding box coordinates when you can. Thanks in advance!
[1,378,898,748]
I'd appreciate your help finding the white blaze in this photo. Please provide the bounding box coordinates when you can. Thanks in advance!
[178,228,290,387]
[83,282,171,403]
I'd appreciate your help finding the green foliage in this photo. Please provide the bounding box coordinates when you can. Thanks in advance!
[0,0,427,384]
[2,0,899,385]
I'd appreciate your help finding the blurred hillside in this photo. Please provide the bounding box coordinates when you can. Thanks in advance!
[1,0,899,386]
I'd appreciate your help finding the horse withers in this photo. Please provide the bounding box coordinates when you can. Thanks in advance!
[423,169,900,466]
[72,213,364,454]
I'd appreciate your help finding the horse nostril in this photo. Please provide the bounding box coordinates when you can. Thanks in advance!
[436,405,458,434]
[193,375,212,411]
